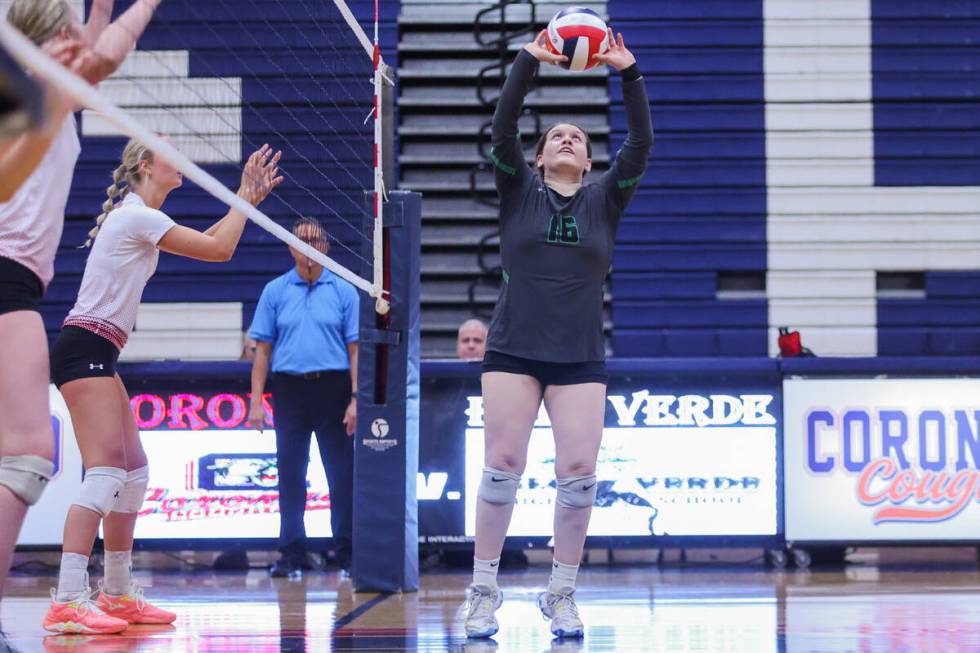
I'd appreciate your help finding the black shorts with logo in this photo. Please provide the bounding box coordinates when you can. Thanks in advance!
[0,256,44,315]
[50,326,120,388]
[482,350,608,387]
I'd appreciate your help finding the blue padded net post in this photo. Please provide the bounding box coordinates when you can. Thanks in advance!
[352,191,421,592]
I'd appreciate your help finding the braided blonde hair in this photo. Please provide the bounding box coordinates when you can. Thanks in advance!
[6,0,74,45]
[84,139,153,247]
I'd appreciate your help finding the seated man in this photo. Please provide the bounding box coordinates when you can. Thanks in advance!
[456,319,487,361]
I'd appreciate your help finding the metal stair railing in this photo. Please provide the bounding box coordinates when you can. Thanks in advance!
[467,0,540,319]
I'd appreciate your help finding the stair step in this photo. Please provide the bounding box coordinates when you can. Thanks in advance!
[421,313,614,333]
[421,334,470,359]
[399,123,610,138]
[403,140,609,158]
[422,277,502,297]
[422,308,496,331]
[406,180,490,192]
[399,33,530,53]
[399,86,610,107]
[405,170,609,192]
[424,209,499,220]
[422,294,498,306]
[422,196,501,216]
[400,142,610,166]
[399,113,609,136]
[401,153,610,166]
[400,2,607,25]
[404,164,607,185]
[422,253,500,276]
[399,58,608,80]
[422,223,498,244]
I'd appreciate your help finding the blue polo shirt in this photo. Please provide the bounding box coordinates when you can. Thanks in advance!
[250,268,359,374]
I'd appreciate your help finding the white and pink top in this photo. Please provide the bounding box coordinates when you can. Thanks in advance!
[63,192,175,348]
[0,115,81,287]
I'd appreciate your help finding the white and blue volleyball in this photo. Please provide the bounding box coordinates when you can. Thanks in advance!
[545,7,610,72]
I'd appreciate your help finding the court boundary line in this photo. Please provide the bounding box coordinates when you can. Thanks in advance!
[333,590,394,629]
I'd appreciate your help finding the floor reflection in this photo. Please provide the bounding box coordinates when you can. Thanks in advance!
[1,566,979,652]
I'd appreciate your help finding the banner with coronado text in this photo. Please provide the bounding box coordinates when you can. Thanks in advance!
[784,378,980,542]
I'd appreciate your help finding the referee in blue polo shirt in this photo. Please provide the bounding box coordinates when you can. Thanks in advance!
[248,217,359,577]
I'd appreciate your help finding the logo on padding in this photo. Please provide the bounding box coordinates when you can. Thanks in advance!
[364,417,396,452]
[371,418,389,438]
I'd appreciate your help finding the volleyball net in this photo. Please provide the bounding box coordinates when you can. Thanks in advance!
[0,0,393,312]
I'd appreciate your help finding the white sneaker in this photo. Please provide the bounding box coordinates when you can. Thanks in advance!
[536,590,584,638]
[458,584,503,638]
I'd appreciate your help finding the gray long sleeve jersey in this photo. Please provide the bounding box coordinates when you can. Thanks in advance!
[485,49,654,363]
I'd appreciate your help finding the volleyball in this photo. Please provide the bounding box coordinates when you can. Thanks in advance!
[545,7,611,72]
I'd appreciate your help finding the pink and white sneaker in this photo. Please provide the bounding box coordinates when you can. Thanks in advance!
[42,588,128,635]
[95,582,176,625]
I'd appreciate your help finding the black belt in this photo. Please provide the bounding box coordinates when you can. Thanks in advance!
[280,370,341,381]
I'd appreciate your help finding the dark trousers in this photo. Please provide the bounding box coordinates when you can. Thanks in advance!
[272,371,353,566]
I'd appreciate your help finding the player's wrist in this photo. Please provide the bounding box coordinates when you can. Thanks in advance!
[620,62,640,80]
[519,46,543,64]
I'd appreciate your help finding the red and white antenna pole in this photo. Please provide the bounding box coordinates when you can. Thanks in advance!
[331,0,389,313]
[371,0,389,314]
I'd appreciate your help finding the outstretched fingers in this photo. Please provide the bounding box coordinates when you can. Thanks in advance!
[593,30,634,70]
[238,144,284,205]
[251,144,270,167]
[262,150,283,189]
[526,29,568,65]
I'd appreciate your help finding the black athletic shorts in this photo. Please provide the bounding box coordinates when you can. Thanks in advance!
[50,326,120,388]
[482,350,608,387]
[0,256,43,315]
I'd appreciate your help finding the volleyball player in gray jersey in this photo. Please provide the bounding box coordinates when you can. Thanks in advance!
[459,29,653,639]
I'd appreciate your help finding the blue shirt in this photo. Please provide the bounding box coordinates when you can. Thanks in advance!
[250,268,359,374]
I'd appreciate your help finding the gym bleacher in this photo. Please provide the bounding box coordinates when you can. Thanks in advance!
[40,0,979,360]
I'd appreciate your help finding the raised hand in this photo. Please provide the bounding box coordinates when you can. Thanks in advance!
[238,144,284,206]
[40,36,98,112]
[593,29,636,71]
[523,29,568,66]
[42,37,83,69]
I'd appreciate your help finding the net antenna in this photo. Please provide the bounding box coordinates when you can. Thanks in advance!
[0,1,393,314]
[331,0,393,315]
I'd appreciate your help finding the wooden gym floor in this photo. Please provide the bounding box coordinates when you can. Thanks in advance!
[2,553,980,652]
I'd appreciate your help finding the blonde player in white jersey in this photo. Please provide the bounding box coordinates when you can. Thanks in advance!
[0,0,161,628]
[41,138,283,634]
[45,138,282,634]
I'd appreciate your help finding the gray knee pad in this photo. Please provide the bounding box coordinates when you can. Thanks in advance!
[112,465,149,513]
[556,474,598,509]
[0,455,55,506]
[477,467,521,504]
[73,466,126,516]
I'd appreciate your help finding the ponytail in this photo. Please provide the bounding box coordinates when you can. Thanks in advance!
[83,140,152,247]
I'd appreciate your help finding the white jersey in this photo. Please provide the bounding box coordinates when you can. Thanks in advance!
[64,193,176,349]
[0,115,81,287]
